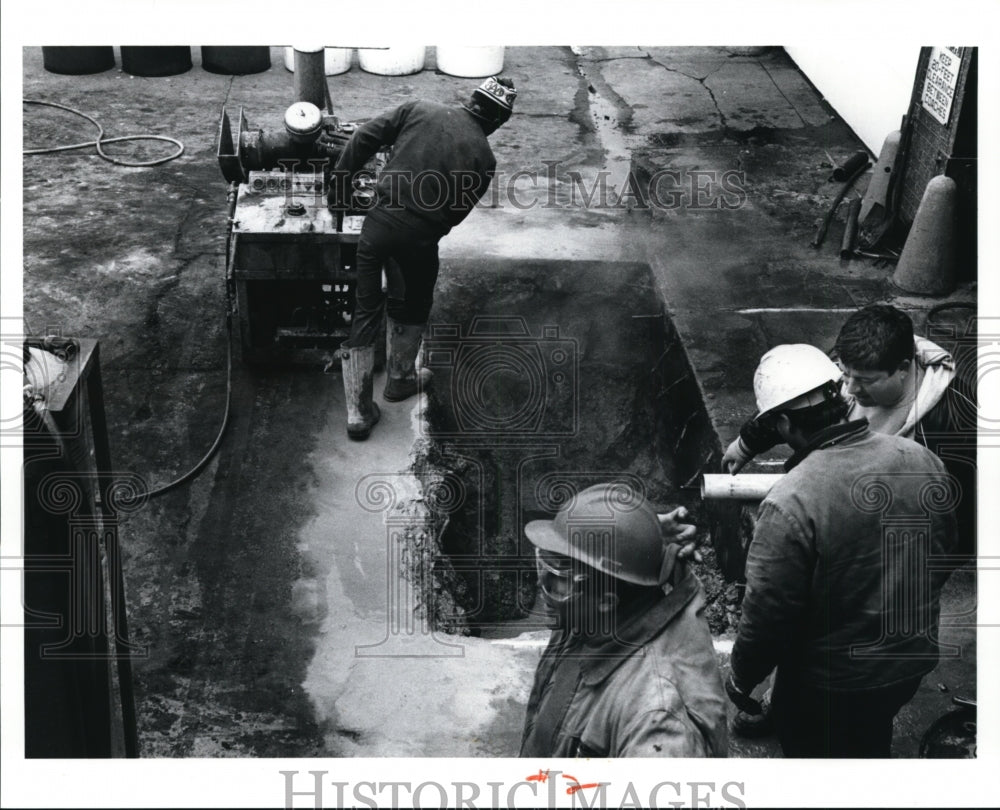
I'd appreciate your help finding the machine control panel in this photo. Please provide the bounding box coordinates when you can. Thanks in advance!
[245,171,326,196]
[233,170,337,236]
[233,171,370,237]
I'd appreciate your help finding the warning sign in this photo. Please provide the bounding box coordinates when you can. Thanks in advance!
[921,47,963,126]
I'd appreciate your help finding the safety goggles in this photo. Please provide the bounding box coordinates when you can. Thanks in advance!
[535,548,589,604]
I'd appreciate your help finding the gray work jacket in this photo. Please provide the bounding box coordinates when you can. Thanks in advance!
[520,569,728,758]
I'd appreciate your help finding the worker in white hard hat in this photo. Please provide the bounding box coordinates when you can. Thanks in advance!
[723,308,975,522]
[518,483,728,758]
[726,344,957,757]
[722,342,844,473]
[329,76,516,441]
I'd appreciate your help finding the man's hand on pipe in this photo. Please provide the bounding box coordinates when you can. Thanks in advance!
[658,506,701,563]
[722,437,753,474]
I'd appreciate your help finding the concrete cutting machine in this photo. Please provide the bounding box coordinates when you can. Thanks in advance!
[216,48,385,363]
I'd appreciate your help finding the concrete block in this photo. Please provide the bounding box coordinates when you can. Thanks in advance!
[893,175,957,296]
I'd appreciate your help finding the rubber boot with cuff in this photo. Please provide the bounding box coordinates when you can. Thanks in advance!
[340,343,381,440]
[383,319,433,402]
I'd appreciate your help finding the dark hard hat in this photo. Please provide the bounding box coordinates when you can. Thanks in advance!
[525,483,664,585]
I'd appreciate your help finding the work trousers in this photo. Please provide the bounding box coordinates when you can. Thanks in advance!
[346,213,440,348]
[770,669,923,757]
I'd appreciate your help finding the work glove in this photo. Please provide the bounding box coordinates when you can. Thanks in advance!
[725,670,763,715]
[721,437,754,475]
[316,127,351,159]
[657,507,700,563]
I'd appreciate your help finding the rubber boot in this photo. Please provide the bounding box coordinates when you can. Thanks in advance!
[383,319,433,402]
[340,344,381,440]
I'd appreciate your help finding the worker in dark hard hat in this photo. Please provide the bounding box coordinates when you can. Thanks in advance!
[518,483,728,758]
[329,76,516,440]
[726,344,958,758]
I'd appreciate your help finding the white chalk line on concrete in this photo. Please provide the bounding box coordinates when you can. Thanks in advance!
[737,307,861,314]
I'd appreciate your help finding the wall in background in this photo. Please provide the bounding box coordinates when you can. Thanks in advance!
[784,45,919,153]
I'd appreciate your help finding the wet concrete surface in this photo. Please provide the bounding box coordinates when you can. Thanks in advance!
[20,45,976,759]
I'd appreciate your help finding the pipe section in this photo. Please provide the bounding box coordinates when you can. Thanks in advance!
[293,47,328,111]
[701,474,784,501]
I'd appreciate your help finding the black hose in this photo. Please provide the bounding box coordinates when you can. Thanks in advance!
[23,99,184,167]
[146,187,237,500]
[812,160,871,249]
[24,101,221,498]
[926,301,977,327]
[145,313,233,500]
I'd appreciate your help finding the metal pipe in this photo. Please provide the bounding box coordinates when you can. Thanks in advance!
[239,127,324,171]
[830,150,870,181]
[701,474,784,500]
[840,197,862,259]
[293,47,327,111]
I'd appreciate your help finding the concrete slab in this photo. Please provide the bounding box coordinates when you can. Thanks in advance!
[641,47,768,72]
[599,56,723,134]
[703,61,808,131]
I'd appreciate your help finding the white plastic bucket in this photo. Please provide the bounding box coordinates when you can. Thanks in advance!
[435,46,505,78]
[358,46,426,76]
[283,47,353,76]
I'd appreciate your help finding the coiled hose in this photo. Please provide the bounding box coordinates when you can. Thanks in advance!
[23,98,184,167]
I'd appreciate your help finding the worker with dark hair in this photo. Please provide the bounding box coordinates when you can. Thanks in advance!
[330,76,516,440]
[834,304,973,440]
[519,483,728,758]
[726,344,958,757]
[724,304,975,552]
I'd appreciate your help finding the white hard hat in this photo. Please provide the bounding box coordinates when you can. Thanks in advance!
[753,344,843,417]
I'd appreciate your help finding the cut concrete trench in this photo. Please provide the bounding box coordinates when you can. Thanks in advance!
[125,256,745,757]
[402,258,739,638]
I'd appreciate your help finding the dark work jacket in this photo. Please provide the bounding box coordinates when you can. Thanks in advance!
[519,569,728,758]
[738,339,976,554]
[731,421,958,692]
[335,100,496,237]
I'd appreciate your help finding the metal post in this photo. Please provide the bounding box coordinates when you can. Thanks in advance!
[293,47,327,111]
[87,343,140,758]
